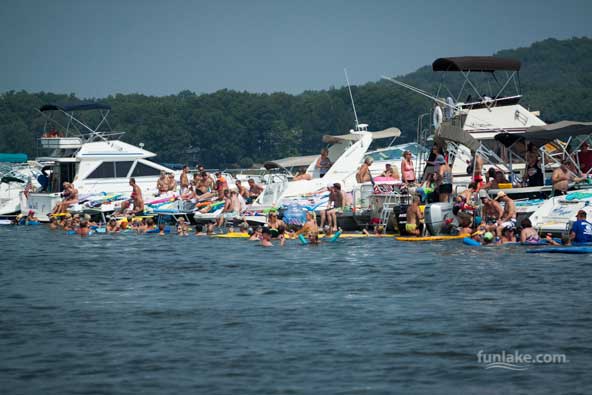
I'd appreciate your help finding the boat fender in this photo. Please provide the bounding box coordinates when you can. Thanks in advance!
[433,105,443,129]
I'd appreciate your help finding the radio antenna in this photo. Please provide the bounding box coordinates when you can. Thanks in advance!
[344,68,359,130]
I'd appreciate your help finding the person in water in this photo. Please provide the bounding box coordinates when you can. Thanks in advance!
[494,191,516,238]
[356,157,374,183]
[479,189,503,234]
[316,148,332,177]
[400,150,415,184]
[260,227,273,247]
[177,217,189,236]
[106,218,119,233]
[500,225,517,244]
[266,212,285,237]
[294,211,319,237]
[520,218,540,244]
[570,209,592,243]
[405,195,423,236]
[48,216,58,230]
[77,220,91,237]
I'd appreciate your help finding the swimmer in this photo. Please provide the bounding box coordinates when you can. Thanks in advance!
[194,224,206,236]
[260,227,273,247]
[77,220,91,237]
[177,218,189,236]
[158,223,166,236]
[294,211,319,237]
[48,216,58,230]
[249,226,263,241]
[500,225,516,244]
[106,218,119,233]
[482,231,495,245]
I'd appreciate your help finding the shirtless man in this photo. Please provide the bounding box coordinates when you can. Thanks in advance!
[77,220,91,237]
[472,154,484,189]
[321,183,346,232]
[295,211,319,237]
[165,173,176,192]
[247,178,264,200]
[405,195,423,236]
[180,165,190,192]
[260,227,273,247]
[120,178,144,214]
[235,180,249,199]
[156,171,167,195]
[479,189,503,234]
[215,172,229,199]
[356,157,373,183]
[494,191,516,237]
[552,160,585,195]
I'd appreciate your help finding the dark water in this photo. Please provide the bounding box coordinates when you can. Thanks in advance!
[1,226,591,394]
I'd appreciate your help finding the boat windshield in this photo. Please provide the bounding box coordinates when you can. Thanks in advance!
[368,144,428,161]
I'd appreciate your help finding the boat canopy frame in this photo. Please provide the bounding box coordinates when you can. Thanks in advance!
[37,102,124,143]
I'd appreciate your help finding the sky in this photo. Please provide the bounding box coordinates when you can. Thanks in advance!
[1,0,592,98]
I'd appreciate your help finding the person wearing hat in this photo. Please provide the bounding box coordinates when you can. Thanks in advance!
[434,154,452,203]
[479,189,503,233]
[401,151,415,184]
[578,142,592,174]
[26,210,39,224]
[570,209,592,244]
[494,191,516,238]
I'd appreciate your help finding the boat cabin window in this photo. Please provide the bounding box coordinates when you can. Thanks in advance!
[131,162,161,177]
[87,161,134,179]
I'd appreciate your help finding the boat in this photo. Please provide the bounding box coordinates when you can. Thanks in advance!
[19,102,176,221]
[0,156,43,216]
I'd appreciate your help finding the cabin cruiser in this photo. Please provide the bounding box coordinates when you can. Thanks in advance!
[0,156,43,216]
[384,56,592,235]
[20,103,175,221]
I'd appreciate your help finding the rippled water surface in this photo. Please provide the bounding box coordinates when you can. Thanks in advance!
[1,226,591,394]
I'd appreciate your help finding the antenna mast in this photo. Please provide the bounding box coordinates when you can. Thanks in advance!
[344,68,359,130]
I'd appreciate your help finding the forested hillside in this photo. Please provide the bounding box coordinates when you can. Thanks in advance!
[1,37,591,168]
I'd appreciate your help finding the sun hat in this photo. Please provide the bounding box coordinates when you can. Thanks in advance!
[494,191,507,200]
[478,190,489,199]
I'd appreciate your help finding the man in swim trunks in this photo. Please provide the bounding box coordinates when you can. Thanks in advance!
[356,157,373,183]
[119,178,144,215]
[180,165,190,193]
[405,195,423,236]
[479,189,503,234]
[247,178,264,200]
[552,160,585,195]
[325,183,346,232]
[494,191,516,238]
[166,172,177,192]
[157,171,168,195]
[235,180,249,199]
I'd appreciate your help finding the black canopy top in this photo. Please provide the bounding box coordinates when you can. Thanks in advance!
[494,121,592,147]
[39,102,111,112]
[432,56,521,72]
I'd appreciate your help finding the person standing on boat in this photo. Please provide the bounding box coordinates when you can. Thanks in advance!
[435,155,452,203]
[316,148,332,178]
[166,172,177,192]
[356,157,374,183]
[401,150,415,184]
[180,165,190,193]
[157,171,168,195]
[570,210,592,244]
[552,160,585,195]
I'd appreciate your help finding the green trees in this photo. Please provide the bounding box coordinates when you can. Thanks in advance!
[1,37,592,168]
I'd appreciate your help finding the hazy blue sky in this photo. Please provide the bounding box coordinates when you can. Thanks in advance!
[1,0,591,98]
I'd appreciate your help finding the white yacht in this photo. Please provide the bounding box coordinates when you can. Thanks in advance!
[20,103,174,221]
[0,158,42,216]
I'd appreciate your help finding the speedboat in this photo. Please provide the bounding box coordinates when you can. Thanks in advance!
[20,103,176,221]
[0,156,43,216]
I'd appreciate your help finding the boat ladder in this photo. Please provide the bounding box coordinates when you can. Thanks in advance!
[377,193,399,233]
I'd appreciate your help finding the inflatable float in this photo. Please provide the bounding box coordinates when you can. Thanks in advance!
[396,235,465,242]
[526,247,592,254]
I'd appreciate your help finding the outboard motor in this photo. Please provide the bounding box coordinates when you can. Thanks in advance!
[424,202,454,235]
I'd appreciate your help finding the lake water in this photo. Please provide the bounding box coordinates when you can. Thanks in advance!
[1,226,591,394]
